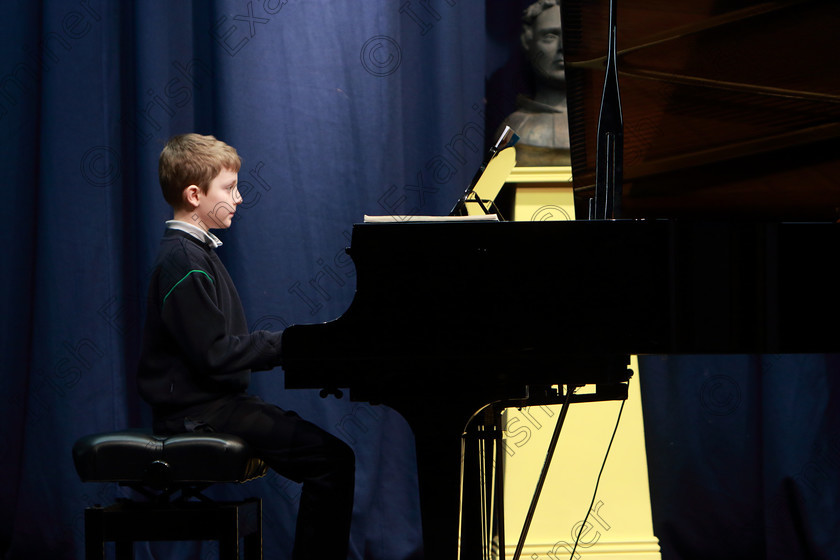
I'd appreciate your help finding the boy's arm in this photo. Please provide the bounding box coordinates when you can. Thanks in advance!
[160,269,282,383]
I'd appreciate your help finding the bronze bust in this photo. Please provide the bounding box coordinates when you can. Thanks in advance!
[500,0,571,166]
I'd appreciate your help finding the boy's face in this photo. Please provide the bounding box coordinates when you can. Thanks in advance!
[194,168,241,230]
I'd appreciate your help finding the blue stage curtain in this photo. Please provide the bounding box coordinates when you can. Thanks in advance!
[639,354,840,559]
[0,1,486,558]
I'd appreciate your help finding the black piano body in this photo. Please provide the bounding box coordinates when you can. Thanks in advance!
[283,0,840,555]
[281,219,840,558]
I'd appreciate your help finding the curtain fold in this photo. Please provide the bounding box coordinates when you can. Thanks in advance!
[638,354,840,559]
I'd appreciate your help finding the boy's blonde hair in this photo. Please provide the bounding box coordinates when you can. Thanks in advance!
[159,133,241,209]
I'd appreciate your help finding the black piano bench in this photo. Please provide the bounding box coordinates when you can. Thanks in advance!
[72,430,268,560]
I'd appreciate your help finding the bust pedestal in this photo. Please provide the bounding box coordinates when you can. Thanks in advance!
[500,166,661,560]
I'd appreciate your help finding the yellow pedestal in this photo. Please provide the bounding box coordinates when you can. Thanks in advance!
[508,166,575,223]
[502,364,660,559]
[500,168,661,559]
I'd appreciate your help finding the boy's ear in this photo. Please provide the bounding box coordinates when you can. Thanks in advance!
[183,185,201,209]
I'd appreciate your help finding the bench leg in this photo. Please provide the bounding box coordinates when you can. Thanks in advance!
[244,499,262,560]
[115,540,134,560]
[219,537,239,559]
[219,505,240,560]
[85,507,106,560]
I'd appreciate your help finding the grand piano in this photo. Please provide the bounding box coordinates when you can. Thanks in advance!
[281,0,840,558]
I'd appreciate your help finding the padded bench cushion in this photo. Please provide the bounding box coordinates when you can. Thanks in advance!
[73,430,267,486]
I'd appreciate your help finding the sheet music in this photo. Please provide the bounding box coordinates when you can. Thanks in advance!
[363,214,500,223]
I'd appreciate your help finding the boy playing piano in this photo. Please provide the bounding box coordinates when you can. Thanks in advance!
[137,133,354,560]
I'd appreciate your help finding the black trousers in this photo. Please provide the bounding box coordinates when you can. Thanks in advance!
[155,393,355,560]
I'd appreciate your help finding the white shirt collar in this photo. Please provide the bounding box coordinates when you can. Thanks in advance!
[165,220,224,248]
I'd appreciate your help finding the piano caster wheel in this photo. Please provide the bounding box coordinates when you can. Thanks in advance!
[319,388,344,399]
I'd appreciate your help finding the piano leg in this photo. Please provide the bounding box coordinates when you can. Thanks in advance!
[412,411,466,559]
[461,405,507,560]
[381,358,630,559]
[392,396,504,560]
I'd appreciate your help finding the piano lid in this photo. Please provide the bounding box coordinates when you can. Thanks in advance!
[561,0,840,220]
